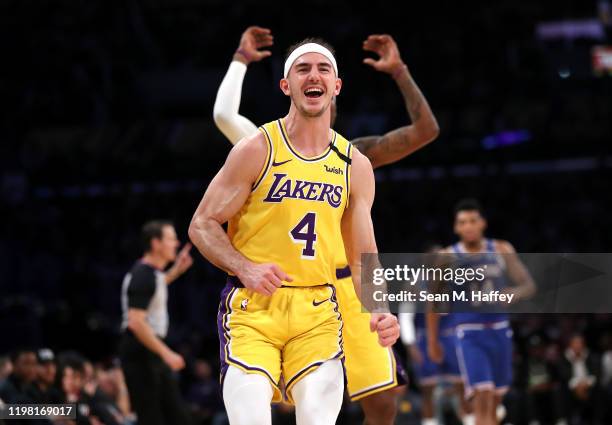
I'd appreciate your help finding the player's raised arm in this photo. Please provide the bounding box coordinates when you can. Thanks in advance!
[341,150,399,347]
[213,26,273,144]
[352,34,440,169]
[188,132,291,295]
[496,240,536,301]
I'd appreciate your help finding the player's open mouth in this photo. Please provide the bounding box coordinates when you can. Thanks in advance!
[304,87,324,98]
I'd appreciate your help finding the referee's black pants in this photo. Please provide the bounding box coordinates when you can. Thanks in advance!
[119,332,192,425]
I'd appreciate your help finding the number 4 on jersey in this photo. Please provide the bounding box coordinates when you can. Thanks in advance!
[290,212,317,259]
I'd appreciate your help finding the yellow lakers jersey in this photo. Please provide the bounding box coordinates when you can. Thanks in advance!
[333,228,349,270]
[228,118,353,287]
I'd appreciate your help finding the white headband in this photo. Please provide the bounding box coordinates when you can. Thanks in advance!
[283,43,338,78]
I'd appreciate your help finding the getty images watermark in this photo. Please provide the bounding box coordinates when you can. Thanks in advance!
[372,263,514,304]
[361,253,612,314]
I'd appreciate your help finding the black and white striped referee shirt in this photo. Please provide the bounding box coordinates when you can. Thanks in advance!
[120,261,169,338]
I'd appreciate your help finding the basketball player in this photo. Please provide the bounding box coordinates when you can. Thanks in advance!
[189,39,400,425]
[212,26,440,425]
[427,199,535,425]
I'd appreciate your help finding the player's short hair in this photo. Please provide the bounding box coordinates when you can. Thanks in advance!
[454,198,485,218]
[142,220,173,253]
[284,37,336,63]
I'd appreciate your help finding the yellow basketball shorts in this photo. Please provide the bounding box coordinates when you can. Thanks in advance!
[217,278,344,403]
[334,266,407,401]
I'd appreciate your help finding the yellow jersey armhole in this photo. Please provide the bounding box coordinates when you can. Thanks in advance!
[345,141,353,209]
[252,126,274,191]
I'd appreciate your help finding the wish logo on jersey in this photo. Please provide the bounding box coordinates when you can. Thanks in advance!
[263,173,343,208]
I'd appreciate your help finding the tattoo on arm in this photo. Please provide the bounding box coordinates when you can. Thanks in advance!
[350,71,438,168]
[398,73,424,122]
[351,127,416,168]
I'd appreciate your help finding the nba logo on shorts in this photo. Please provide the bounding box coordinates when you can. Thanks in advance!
[240,299,249,311]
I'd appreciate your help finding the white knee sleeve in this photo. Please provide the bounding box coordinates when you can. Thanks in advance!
[291,359,344,425]
[223,366,273,425]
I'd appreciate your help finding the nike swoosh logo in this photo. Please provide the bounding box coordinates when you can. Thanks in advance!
[272,159,292,167]
[312,298,330,307]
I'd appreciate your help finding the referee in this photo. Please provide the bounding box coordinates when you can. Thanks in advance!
[119,220,193,425]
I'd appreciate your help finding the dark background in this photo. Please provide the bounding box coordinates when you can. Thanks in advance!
[1,0,611,423]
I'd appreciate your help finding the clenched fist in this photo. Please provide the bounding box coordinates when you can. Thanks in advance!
[238,262,293,296]
[370,312,400,347]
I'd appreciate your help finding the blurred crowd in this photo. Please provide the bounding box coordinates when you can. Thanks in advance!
[0,348,224,425]
[507,327,612,425]
[2,313,612,425]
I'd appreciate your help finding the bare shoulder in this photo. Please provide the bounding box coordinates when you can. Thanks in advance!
[351,149,374,189]
[349,148,375,192]
[351,148,374,175]
[231,130,268,158]
[224,131,269,183]
[493,239,515,254]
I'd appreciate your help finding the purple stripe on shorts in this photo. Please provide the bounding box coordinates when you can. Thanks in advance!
[285,361,324,389]
[350,347,407,399]
[329,284,345,351]
[217,281,278,387]
[217,282,235,379]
